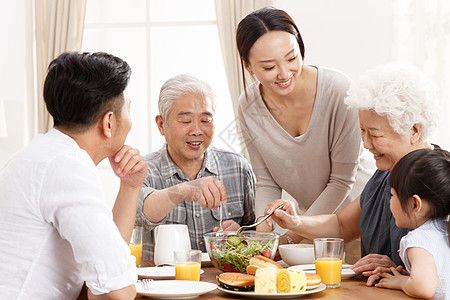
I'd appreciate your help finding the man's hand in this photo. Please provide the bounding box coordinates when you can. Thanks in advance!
[351,253,397,277]
[180,176,227,210]
[109,145,147,189]
[142,176,227,224]
[109,145,147,242]
[213,220,239,232]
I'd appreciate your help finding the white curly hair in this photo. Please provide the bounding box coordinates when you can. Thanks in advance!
[345,62,440,141]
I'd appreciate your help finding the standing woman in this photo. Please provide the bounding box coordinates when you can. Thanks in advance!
[236,7,371,245]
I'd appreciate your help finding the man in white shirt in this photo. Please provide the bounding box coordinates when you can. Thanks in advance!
[0,52,147,299]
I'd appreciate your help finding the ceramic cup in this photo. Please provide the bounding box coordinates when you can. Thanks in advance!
[154,224,191,266]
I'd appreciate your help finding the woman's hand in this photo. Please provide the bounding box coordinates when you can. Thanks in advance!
[255,215,274,232]
[351,253,397,277]
[265,199,300,231]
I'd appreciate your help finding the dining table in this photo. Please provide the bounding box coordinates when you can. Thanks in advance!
[133,260,442,300]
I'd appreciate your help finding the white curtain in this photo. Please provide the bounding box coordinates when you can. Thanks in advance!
[392,0,450,149]
[215,0,272,157]
[0,98,7,137]
[34,0,86,134]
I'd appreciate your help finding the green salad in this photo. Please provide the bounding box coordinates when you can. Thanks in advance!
[208,233,276,273]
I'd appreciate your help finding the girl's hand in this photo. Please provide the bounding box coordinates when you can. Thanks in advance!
[374,266,407,290]
[366,266,403,286]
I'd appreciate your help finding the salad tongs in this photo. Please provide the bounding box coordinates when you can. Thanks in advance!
[235,204,284,235]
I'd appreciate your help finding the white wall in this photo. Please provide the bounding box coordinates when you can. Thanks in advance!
[274,0,393,79]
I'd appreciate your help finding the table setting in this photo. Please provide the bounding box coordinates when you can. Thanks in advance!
[134,261,417,300]
[129,221,428,300]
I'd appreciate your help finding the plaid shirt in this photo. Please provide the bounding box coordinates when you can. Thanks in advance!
[137,145,255,260]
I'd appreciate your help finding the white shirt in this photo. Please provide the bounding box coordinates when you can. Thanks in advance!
[0,129,136,299]
[399,218,450,300]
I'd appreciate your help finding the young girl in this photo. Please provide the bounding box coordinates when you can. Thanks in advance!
[369,148,450,299]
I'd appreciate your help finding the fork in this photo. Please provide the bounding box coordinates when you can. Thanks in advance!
[216,201,224,237]
[140,279,153,290]
[235,204,284,235]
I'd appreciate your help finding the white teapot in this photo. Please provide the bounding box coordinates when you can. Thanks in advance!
[153,224,191,266]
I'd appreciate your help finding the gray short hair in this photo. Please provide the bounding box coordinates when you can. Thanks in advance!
[345,62,439,141]
[158,74,217,121]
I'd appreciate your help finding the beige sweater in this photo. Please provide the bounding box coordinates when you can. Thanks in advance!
[238,66,370,217]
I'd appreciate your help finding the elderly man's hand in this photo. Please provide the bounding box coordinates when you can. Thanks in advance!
[181,176,227,210]
[351,253,397,277]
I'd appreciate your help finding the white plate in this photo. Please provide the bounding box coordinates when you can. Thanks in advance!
[288,264,356,279]
[136,280,216,299]
[341,268,357,279]
[306,284,320,290]
[217,283,326,298]
[276,260,289,268]
[137,267,204,280]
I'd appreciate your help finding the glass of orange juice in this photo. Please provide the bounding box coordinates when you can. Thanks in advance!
[174,250,202,281]
[129,226,143,267]
[313,238,344,288]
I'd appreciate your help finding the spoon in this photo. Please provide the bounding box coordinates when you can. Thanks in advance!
[235,204,284,235]
[216,200,224,237]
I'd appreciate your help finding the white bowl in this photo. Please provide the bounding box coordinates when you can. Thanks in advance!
[278,244,315,266]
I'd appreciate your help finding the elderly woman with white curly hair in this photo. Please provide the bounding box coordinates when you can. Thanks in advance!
[264,62,440,283]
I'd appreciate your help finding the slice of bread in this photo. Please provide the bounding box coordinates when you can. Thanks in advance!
[246,264,260,275]
[248,255,283,270]
[217,272,255,291]
[306,273,322,286]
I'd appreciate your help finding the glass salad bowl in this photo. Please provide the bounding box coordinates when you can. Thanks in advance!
[203,231,279,273]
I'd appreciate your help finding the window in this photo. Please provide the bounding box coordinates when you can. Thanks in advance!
[83,0,238,158]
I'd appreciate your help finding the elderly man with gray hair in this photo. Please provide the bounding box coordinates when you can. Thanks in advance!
[136,74,256,261]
